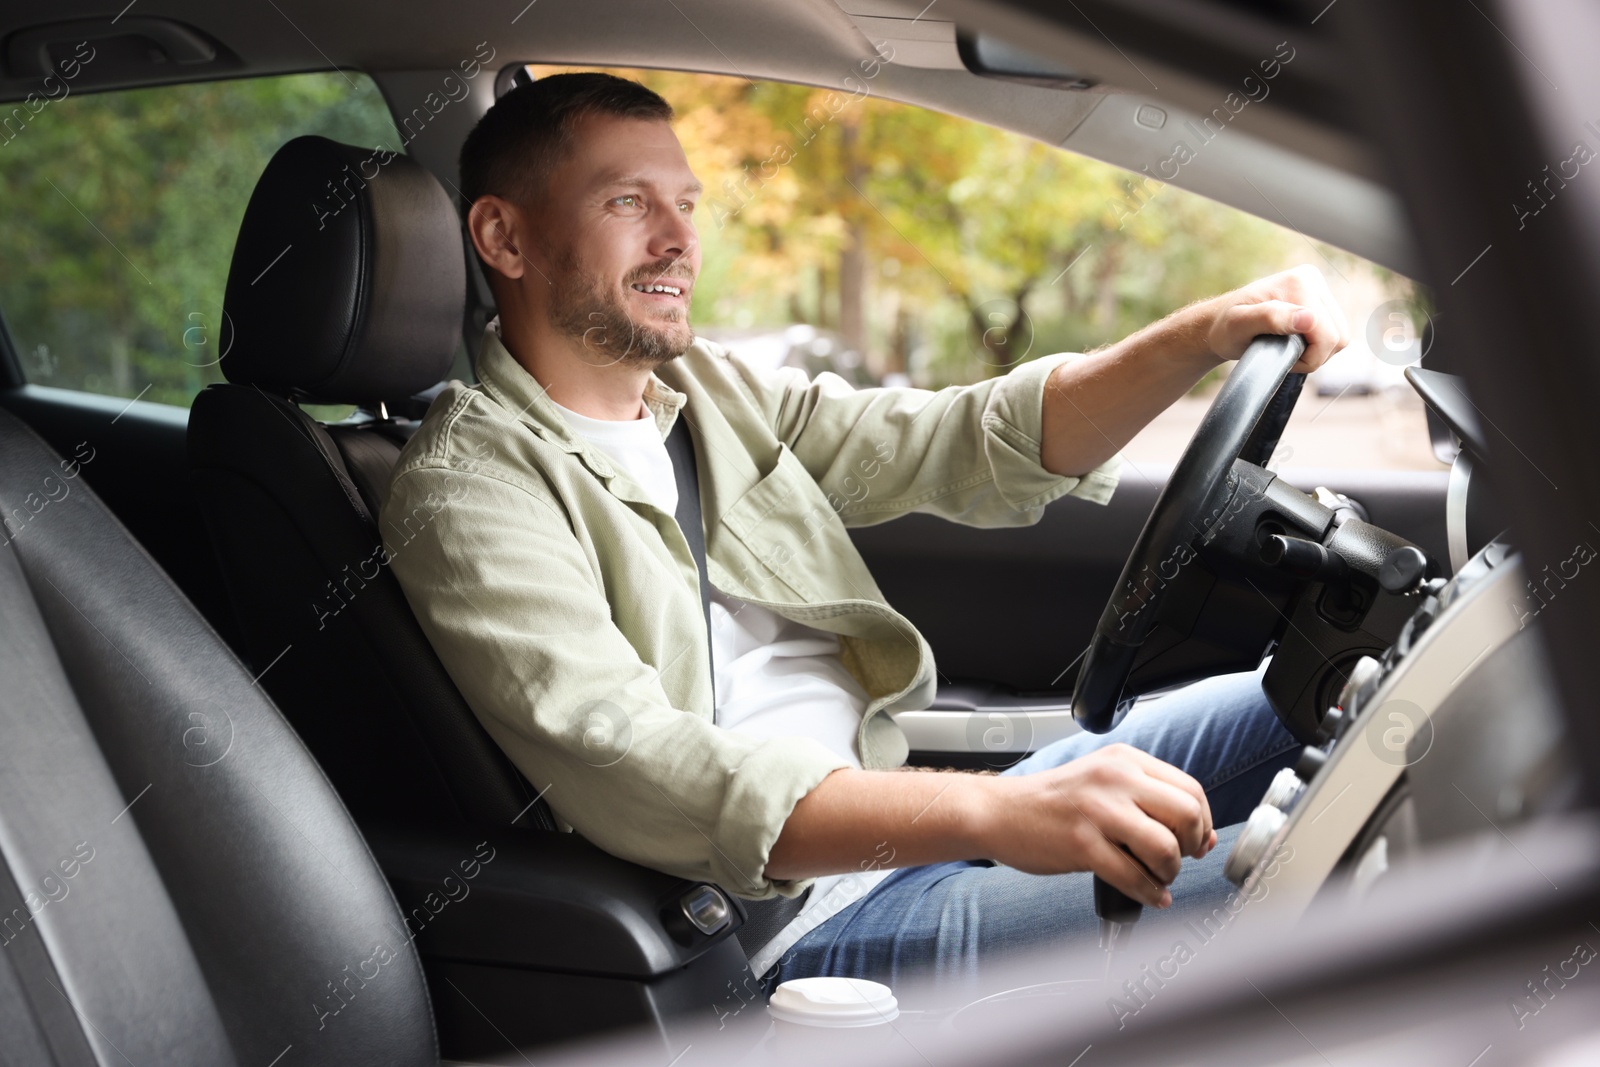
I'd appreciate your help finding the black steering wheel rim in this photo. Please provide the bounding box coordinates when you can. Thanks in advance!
[1071,333,1307,733]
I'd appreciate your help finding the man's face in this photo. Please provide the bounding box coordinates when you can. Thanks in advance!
[534,113,703,368]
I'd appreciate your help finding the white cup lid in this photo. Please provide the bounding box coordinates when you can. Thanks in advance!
[767,977,899,1028]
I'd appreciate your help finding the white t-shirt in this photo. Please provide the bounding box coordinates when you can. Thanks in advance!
[551,399,894,975]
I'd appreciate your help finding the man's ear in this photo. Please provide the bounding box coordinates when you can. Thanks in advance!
[466,194,529,283]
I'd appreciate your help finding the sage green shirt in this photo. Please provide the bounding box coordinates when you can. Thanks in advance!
[381,327,1120,899]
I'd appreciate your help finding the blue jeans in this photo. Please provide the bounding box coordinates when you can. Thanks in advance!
[770,663,1300,1000]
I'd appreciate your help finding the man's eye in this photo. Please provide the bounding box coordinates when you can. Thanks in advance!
[613,195,639,208]
[679,202,694,213]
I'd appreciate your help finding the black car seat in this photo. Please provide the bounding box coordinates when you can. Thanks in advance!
[0,404,437,1066]
[186,135,550,831]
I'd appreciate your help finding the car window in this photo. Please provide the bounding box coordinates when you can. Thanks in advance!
[0,71,403,413]
[525,63,1441,472]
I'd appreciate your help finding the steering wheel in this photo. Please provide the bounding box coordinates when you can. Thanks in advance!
[1071,333,1307,733]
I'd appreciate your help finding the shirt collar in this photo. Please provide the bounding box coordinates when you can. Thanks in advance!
[475,325,687,450]
[474,325,687,492]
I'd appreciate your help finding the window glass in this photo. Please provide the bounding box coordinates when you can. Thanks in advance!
[529,64,1440,471]
[0,71,402,408]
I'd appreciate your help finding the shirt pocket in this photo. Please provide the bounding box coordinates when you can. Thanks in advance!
[718,443,877,606]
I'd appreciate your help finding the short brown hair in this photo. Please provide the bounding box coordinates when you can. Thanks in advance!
[457,72,674,212]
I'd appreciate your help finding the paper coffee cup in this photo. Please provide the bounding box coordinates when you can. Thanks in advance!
[768,977,899,1059]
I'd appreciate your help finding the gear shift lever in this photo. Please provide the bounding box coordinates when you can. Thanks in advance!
[1094,870,1144,983]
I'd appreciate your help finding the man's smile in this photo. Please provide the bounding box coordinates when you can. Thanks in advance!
[628,277,692,305]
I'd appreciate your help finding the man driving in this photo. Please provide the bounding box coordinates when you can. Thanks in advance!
[381,72,1350,994]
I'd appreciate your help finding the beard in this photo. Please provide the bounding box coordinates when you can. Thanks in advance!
[548,250,695,369]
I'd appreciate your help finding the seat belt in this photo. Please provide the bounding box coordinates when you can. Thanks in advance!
[663,414,716,698]
[663,412,810,964]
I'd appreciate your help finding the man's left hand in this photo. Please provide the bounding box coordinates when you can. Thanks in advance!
[1041,262,1352,478]
[1203,263,1351,373]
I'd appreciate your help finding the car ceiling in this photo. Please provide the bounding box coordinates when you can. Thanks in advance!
[0,0,1414,272]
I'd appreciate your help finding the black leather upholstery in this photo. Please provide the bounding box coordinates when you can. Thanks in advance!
[0,403,437,1066]
[220,136,463,404]
[190,137,549,830]
[189,394,546,827]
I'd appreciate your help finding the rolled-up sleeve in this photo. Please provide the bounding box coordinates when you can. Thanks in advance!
[382,464,849,898]
[724,349,1121,529]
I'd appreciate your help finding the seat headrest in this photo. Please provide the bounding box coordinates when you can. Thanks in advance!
[221,135,466,404]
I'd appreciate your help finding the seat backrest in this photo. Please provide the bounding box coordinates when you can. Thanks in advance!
[0,403,437,1066]
[189,136,547,829]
